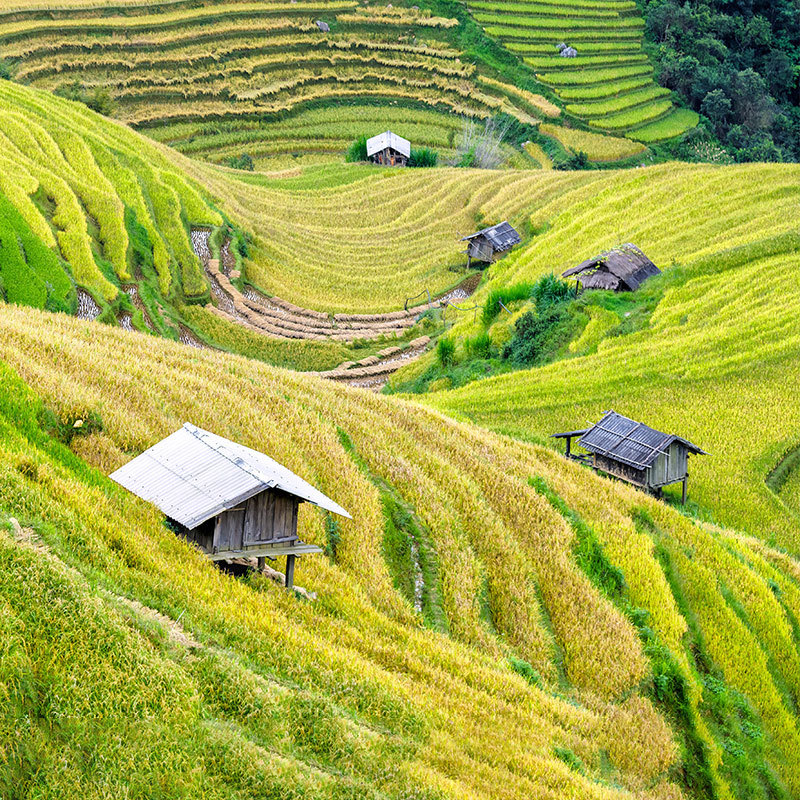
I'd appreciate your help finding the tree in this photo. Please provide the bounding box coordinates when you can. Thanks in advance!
[701,90,732,134]
[732,69,773,132]
[87,87,114,116]
[763,53,795,101]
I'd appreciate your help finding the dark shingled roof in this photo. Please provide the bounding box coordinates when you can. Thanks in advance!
[461,221,521,252]
[578,411,707,470]
[562,243,660,291]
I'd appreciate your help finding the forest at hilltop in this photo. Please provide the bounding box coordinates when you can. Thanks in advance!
[639,0,800,161]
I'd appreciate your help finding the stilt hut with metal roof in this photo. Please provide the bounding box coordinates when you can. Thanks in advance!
[461,221,521,267]
[552,411,707,503]
[366,130,411,166]
[562,244,660,292]
[110,423,350,587]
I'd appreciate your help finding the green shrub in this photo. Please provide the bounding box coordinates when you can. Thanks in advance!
[531,273,571,312]
[464,332,493,359]
[408,147,438,167]
[346,135,368,163]
[502,308,566,365]
[226,153,254,171]
[436,337,455,367]
[87,87,114,116]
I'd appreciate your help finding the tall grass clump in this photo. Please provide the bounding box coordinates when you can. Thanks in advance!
[346,134,368,162]
[454,118,510,169]
[436,337,455,366]
[482,282,533,323]
[408,147,438,167]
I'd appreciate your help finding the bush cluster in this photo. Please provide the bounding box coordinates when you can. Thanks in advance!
[641,0,800,162]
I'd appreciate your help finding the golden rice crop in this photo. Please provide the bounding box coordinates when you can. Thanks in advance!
[1,303,798,798]
[540,122,645,161]
[425,162,800,550]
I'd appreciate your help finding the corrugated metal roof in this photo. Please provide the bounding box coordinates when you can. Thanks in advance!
[579,411,706,470]
[366,130,411,158]
[461,221,521,252]
[110,423,351,529]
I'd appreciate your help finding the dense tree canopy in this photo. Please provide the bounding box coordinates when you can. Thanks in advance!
[639,0,800,161]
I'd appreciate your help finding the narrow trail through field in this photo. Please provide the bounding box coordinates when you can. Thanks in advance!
[189,228,484,385]
[190,228,426,343]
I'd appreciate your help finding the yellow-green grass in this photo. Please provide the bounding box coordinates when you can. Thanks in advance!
[539,122,645,161]
[0,80,222,303]
[2,303,800,797]
[467,0,695,140]
[630,108,701,143]
[566,85,671,117]
[779,463,800,517]
[0,82,561,323]
[418,160,800,552]
[0,83,437,373]
[147,104,464,165]
[0,0,541,161]
[524,140,553,168]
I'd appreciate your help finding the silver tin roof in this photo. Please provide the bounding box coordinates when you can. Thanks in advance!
[366,130,411,158]
[579,411,707,470]
[110,423,351,529]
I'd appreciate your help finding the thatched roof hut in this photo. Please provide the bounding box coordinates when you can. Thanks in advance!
[562,244,660,292]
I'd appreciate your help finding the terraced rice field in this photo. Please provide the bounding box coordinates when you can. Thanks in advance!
[0,0,545,164]
[467,0,698,140]
[422,161,800,550]
[149,105,467,167]
[539,122,645,161]
[4,304,800,799]
[0,81,575,327]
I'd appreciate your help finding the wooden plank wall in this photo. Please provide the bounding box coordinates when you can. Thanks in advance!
[215,506,246,552]
[242,489,299,547]
[594,454,647,487]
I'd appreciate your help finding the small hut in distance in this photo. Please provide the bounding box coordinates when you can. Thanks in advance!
[562,244,660,292]
[110,423,351,588]
[366,130,411,166]
[552,410,707,503]
[461,221,521,267]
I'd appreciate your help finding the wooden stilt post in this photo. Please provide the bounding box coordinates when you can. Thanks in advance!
[285,554,296,589]
[681,476,688,505]
[257,556,265,572]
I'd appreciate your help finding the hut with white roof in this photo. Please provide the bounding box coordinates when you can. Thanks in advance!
[366,130,411,166]
[110,423,350,587]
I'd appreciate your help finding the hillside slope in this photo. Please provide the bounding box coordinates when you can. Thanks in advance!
[415,161,800,549]
[1,306,800,799]
[0,0,555,167]
[464,0,697,141]
[0,81,556,322]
